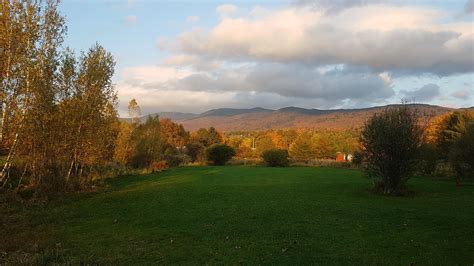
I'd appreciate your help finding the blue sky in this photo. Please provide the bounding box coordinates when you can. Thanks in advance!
[60,0,287,68]
[60,0,474,115]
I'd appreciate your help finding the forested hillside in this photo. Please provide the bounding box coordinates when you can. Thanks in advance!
[135,104,467,131]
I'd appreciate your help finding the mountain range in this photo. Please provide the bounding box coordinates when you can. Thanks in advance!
[124,104,473,131]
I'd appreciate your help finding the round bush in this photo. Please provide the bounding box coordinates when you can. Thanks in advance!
[206,144,236,165]
[262,149,289,167]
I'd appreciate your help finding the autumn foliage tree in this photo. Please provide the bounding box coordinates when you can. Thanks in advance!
[160,118,189,148]
[427,111,474,156]
[0,0,118,192]
[425,110,474,181]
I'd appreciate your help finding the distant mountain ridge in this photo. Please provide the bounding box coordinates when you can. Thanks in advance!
[121,112,197,122]
[199,107,272,117]
[123,104,472,131]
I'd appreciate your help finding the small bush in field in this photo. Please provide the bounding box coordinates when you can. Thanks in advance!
[360,106,423,195]
[149,161,168,172]
[206,144,236,165]
[262,149,289,167]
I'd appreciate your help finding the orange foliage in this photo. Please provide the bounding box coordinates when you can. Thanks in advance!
[160,118,190,147]
[425,112,452,144]
[149,161,169,172]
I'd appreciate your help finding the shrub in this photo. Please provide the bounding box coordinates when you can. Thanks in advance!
[186,142,206,163]
[262,149,289,167]
[149,161,168,172]
[163,146,186,167]
[206,144,236,165]
[360,106,423,195]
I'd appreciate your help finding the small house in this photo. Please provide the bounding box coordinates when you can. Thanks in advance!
[335,152,353,162]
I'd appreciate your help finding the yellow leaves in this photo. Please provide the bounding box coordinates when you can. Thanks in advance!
[425,112,452,144]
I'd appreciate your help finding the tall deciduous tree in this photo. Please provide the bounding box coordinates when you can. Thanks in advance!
[64,44,117,186]
[160,118,189,148]
[0,0,119,191]
[128,98,141,124]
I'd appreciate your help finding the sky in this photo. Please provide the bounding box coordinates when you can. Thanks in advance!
[60,0,474,116]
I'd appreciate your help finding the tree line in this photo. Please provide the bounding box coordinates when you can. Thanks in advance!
[223,129,359,160]
[1,0,117,193]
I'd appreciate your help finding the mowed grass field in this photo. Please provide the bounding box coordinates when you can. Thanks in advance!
[2,166,473,264]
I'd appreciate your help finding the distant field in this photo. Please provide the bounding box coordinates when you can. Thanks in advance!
[1,166,473,264]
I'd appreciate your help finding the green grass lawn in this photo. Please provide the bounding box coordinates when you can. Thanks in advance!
[2,166,473,264]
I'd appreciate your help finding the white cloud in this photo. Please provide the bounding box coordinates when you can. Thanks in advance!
[166,5,473,75]
[116,63,394,114]
[161,54,223,71]
[120,66,193,87]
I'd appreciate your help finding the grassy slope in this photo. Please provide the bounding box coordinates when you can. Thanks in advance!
[2,166,474,264]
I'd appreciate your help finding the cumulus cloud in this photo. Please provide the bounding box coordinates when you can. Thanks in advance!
[116,63,394,114]
[161,54,223,71]
[116,66,230,114]
[165,5,473,76]
[293,0,386,14]
[124,15,137,25]
[244,64,394,100]
[401,83,441,102]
